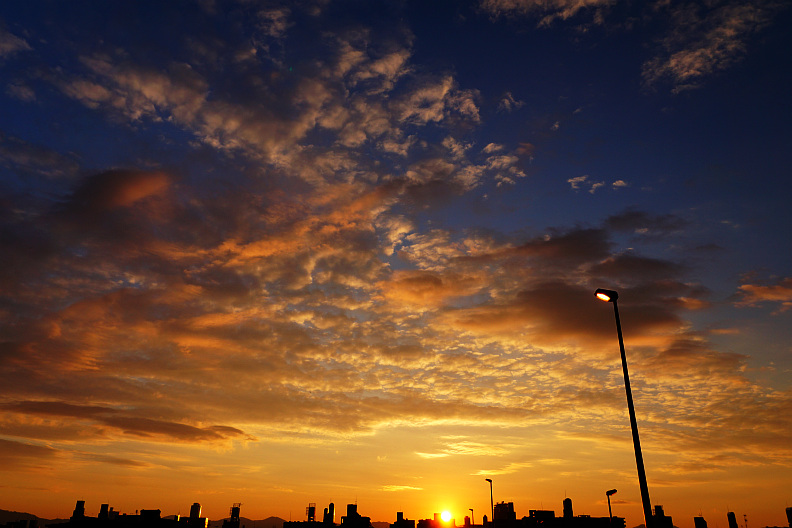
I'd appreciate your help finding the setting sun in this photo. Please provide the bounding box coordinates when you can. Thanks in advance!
[440,511,452,523]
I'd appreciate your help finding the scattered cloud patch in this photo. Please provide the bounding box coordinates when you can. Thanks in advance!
[737,277,792,312]
[498,91,525,112]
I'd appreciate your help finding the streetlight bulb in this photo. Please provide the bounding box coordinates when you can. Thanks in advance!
[595,288,618,302]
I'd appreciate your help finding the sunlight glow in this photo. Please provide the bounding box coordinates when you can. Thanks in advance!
[441,511,452,523]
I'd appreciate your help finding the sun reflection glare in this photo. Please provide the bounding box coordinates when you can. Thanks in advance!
[441,511,452,523]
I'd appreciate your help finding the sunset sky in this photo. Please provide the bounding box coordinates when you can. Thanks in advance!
[1,1,791,526]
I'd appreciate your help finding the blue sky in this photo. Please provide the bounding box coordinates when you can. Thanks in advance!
[1,1,791,526]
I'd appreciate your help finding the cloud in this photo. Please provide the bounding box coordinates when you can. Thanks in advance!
[737,277,792,311]
[567,175,604,194]
[74,453,152,468]
[473,461,533,476]
[0,27,31,57]
[379,270,485,308]
[0,132,80,180]
[605,209,688,236]
[498,92,525,112]
[5,83,36,101]
[479,0,788,91]
[381,485,423,491]
[642,0,787,92]
[61,169,171,213]
[2,401,252,443]
[415,439,512,459]
[0,438,60,470]
[479,0,613,26]
[588,254,687,282]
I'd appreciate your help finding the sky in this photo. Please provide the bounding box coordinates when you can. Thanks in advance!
[0,0,791,526]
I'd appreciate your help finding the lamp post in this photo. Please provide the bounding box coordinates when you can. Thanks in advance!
[485,478,494,527]
[606,489,617,526]
[595,289,653,528]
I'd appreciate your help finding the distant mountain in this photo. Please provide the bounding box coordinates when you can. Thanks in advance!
[0,510,285,528]
[0,509,68,526]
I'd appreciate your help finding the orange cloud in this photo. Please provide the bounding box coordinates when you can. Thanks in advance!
[737,277,792,310]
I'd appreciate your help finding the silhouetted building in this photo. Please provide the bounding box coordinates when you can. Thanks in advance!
[285,502,340,528]
[517,499,623,528]
[323,504,335,525]
[728,512,739,528]
[222,505,241,528]
[391,513,415,528]
[185,503,208,528]
[528,510,556,528]
[140,511,161,523]
[785,507,791,528]
[694,517,707,528]
[340,505,371,528]
[58,501,182,528]
[653,506,673,528]
[72,502,86,521]
[495,503,516,523]
[563,500,573,521]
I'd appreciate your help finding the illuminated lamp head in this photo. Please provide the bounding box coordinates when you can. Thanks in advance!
[595,288,618,302]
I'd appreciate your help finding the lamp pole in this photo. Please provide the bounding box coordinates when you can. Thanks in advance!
[485,478,494,527]
[595,289,653,528]
[606,489,617,526]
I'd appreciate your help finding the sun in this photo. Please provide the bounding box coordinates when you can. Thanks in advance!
[441,511,452,523]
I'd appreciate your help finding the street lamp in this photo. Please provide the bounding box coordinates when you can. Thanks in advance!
[484,478,493,527]
[595,288,653,528]
[606,489,617,525]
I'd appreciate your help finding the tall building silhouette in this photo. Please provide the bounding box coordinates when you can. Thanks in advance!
[785,507,791,528]
[694,517,707,528]
[728,512,739,528]
[562,499,572,520]
[222,504,241,528]
[188,502,208,528]
[323,504,336,525]
[72,502,86,521]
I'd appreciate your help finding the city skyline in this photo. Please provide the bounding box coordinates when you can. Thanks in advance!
[5,497,792,528]
[1,1,791,527]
